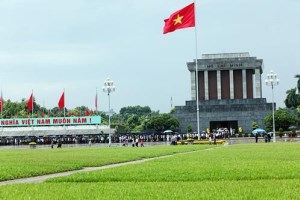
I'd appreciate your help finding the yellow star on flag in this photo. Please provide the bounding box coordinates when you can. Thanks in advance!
[173,14,184,25]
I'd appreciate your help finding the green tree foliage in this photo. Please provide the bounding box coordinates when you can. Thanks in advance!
[186,125,192,133]
[252,122,259,130]
[147,113,179,132]
[169,108,176,114]
[284,75,300,108]
[112,106,159,134]
[264,108,298,131]
[119,106,152,118]
[1,98,100,119]
[297,106,300,117]
[126,115,140,132]
[284,88,300,108]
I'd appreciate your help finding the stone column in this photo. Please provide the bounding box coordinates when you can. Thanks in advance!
[242,69,247,99]
[204,70,209,100]
[230,70,234,99]
[190,71,196,100]
[217,70,221,99]
[255,69,262,98]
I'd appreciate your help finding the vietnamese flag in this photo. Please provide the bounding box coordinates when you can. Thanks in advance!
[58,92,64,109]
[163,3,195,34]
[27,93,33,111]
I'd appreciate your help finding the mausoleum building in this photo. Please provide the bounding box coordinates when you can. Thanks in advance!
[173,52,273,134]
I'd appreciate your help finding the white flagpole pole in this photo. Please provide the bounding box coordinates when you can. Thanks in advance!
[43,100,45,118]
[193,0,201,140]
[96,87,98,112]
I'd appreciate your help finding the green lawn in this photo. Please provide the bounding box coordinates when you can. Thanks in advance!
[48,143,300,183]
[0,143,300,199]
[0,145,207,181]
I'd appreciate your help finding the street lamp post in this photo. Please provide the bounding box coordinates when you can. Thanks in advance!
[265,70,279,142]
[103,78,115,146]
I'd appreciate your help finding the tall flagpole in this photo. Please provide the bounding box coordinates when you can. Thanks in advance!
[96,87,98,112]
[194,0,201,140]
[43,100,45,118]
[95,87,98,130]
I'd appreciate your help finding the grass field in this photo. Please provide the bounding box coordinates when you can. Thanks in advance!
[0,145,207,181]
[0,143,300,199]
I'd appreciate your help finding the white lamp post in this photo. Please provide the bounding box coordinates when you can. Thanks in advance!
[102,78,115,146]
[265,70,279,142]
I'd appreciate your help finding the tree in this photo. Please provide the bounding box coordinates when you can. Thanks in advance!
[186,125,192,133]
[147,113,179,132]
[252,122,259,130]
[297,106,300,117]
[169,108,176,114]
[126,114,140,132]
[284,74,300,108]
[119,106,152,118]
[284,88,300,108]
[264,108,298,131]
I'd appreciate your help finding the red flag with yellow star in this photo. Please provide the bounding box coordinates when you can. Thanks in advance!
[163,3,195,34]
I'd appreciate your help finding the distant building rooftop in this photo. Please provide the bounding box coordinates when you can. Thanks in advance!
[202,52,250,59]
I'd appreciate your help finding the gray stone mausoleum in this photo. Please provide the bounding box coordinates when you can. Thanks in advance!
[173,52,273,134]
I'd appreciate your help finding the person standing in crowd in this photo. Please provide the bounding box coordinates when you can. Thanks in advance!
[51,140,54,149]
[135,137,139,147]
[88,138,92,147]
[267,133,271,142]
[213,133,217,145]
[57,139,62,148]
[264,134,268,143]
[209,134,212,145]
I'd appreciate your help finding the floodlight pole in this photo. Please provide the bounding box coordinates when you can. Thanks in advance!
[265,70,279,143]
[103,78,115,147]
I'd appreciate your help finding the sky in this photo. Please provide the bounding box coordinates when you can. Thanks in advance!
[0,0,299,114]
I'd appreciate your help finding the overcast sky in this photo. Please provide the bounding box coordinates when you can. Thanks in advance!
[0,0,299,113]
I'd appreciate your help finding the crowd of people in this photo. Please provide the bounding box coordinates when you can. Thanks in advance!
[0,134,175,146]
